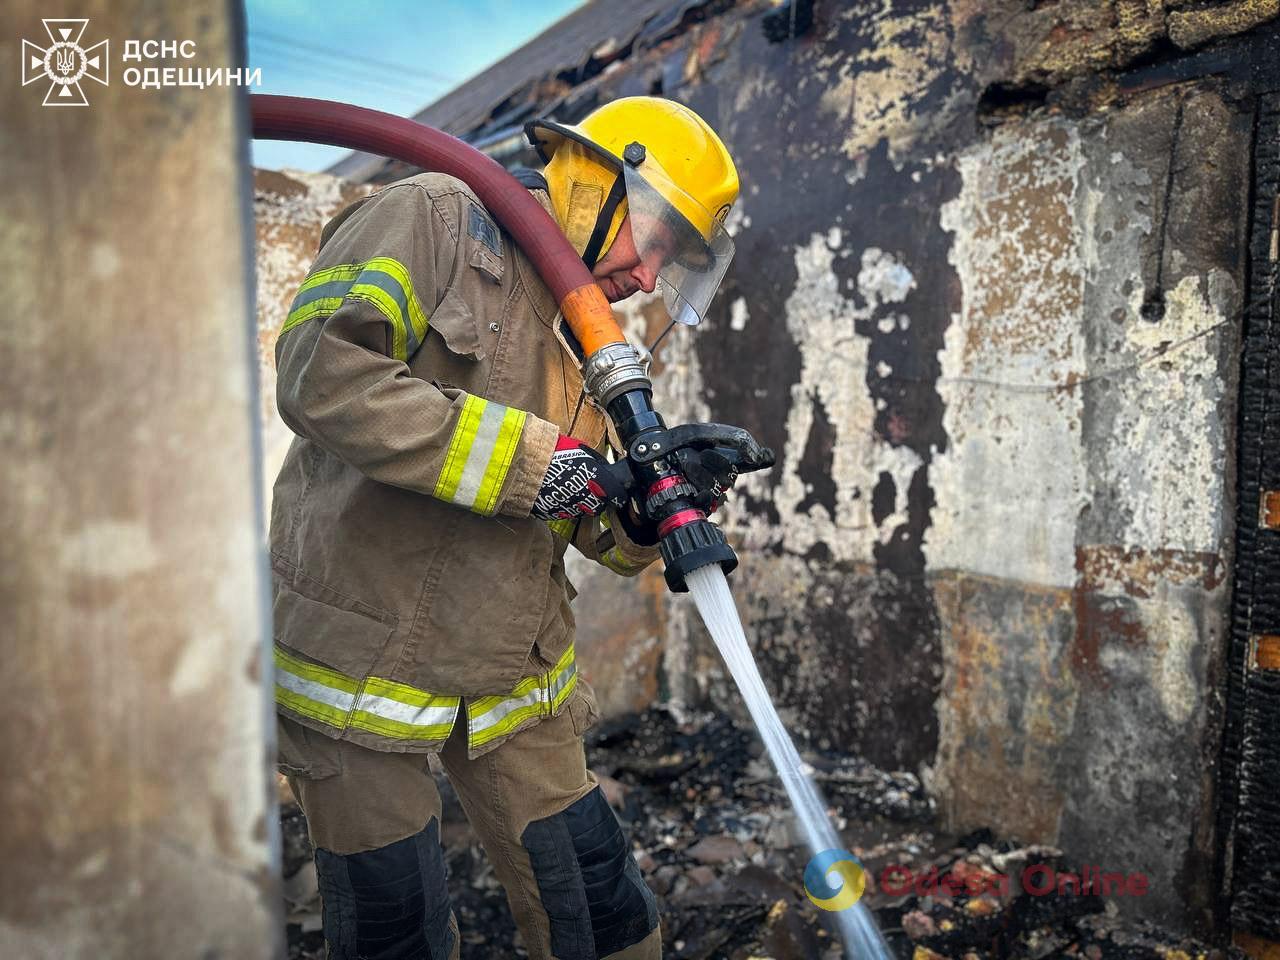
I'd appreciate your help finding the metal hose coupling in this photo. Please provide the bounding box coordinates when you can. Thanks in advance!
[581,342,652,408]
[587,339,774,593]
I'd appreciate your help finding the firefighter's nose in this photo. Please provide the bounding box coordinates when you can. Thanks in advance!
[632,264,658,294]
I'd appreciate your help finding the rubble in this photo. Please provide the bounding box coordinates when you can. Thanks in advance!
[280,708,1243,959]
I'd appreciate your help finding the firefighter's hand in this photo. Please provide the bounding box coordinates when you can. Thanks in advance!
[673,447,740,514]
[531,436,632,520]
[616,498,660,546]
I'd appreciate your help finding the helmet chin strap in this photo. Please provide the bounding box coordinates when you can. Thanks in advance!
[580,171,627,269]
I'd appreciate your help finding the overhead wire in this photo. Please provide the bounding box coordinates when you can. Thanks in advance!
[249,62,436,109]
[249,39,438,98]
[251,29,456,87]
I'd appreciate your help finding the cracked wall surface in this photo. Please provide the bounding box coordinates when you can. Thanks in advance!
[930,89,1245,931]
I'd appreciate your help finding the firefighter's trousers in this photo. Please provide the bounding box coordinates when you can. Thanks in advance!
[279,706,662,960]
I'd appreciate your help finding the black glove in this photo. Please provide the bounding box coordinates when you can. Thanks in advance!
[615,497,661,546]
[613,448,736,548]
[531,436,631,521]
[626,421,773,517]
[672,446,740,514]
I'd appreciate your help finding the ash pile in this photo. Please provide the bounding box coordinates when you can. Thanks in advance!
[282,706,1239,959]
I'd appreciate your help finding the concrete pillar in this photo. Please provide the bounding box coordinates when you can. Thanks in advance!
[0,3,279,958]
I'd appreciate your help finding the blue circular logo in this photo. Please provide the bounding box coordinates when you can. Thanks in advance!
[804,848,866,911]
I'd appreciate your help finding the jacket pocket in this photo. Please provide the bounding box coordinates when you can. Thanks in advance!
[429,283,484,361]
[273,574,396,681]
[567,678,601,737]
[277,713,343,780]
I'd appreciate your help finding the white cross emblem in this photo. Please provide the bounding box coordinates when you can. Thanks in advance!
[22,19,109,107]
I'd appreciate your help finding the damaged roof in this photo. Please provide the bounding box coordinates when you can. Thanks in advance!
[326,0,731,184]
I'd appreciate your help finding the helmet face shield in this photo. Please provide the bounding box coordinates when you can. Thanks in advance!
[623,162,734,326]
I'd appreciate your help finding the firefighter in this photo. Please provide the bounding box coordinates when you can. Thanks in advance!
[271,96,740,959]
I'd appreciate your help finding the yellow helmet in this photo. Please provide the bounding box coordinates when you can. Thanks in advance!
[527,96,740,326]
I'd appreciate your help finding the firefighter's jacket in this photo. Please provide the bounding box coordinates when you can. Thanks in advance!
[270,172,658,758]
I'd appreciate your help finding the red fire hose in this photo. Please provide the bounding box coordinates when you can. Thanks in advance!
[248,95,627,357]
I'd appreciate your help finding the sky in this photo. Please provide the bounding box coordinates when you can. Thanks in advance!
[246,0,585,172]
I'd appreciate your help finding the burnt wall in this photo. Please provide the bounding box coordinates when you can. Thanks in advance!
[559,0,1276,933]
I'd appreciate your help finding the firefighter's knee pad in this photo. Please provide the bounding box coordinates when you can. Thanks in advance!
[521,785,659,960]
[313,817,455,960]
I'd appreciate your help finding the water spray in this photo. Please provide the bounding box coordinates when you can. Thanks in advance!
[251,96,890,958]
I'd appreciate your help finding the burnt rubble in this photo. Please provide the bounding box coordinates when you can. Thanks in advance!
[282,707,1241,959]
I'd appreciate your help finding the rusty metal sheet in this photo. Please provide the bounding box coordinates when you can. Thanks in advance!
[1250,635,1280,671]
[1261,490,1280,530]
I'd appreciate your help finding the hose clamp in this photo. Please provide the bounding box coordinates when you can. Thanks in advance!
[581,342,653,407]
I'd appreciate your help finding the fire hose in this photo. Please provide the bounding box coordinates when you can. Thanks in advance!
[249,96,773,591]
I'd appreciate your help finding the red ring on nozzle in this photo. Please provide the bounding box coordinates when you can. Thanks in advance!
[657,508,706,539]
[648,476,683,498]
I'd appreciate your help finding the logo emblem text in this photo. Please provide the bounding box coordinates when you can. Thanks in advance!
[22,19,109,107]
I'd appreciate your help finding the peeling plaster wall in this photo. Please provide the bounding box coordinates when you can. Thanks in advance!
[553,0,1265,933]
[929,90,1244,929]
[932,121,1088,588]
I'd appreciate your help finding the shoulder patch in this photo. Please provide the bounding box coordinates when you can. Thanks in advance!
[468,204,502,258]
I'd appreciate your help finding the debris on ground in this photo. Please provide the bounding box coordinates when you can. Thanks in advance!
[281,707,1241,960]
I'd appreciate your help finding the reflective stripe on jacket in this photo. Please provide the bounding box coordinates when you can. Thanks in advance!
[269,172,658,757]
[274,642,578,753]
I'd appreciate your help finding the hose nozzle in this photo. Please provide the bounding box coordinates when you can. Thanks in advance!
[591,349,773,595]
[658,512,737,593]
[639,475,739,592]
